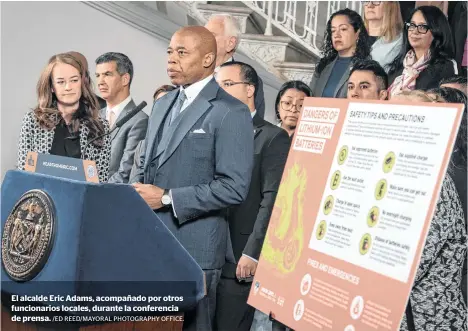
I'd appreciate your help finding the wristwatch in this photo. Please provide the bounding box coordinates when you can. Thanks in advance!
[161,189,172,206]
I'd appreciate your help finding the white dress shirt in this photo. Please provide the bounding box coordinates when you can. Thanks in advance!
[106,95,132,123]
[179,75,214,113]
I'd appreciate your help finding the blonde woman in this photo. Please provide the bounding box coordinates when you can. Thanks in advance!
[392,89,445,102]
[17,54,111,182]
[364,1,404,72]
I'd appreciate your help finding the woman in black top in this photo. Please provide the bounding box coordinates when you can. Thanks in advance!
[17,53,111,182]
[388,6,457,97]
[309,8,370,99]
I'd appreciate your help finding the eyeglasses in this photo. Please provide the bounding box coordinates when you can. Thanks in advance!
[362,1,381,6]
[280,100,303,112]
[220,81,251,88]
[405,22,431,34]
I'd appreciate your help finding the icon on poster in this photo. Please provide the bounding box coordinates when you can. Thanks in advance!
[338,145,348,165]
[293,299,305,321]
[367,206,380,227]
[383,151,396,173]
[316,221,327,240]
[359,234,372,255]
[330,170,342,190]
[300,274,312,295]
[350,296,364,320]
[323,195,334,215]
[374,179,387,200]
[254,281,260,295]
[344,325,355,331]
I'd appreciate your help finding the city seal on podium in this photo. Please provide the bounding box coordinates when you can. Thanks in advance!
[1,190,56,282]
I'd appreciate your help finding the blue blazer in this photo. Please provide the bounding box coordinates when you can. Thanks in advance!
[132,78,254,269]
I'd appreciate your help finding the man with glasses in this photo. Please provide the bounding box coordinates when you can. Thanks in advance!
[215,61,290,331]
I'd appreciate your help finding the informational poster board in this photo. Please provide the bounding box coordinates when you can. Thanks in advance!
[248,98,464,331]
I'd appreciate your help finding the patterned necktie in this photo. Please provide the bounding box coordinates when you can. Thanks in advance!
[170,90,187,125]
[108,110,116,128]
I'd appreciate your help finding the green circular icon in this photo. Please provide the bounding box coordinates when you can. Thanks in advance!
[383,152,396,173]
[338,146,348,165]
[323,195,334,215]
[330,170,342,190]
[375,179,387,200]
[367,206,379,227]
[359,233,372,255]
[316,221,327,240]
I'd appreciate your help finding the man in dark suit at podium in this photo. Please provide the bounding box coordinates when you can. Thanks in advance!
[131,26,254,331]
[214,61,290,331]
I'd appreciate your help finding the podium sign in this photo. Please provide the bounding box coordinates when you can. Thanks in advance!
[248,98,464,331]
[1,171,205,330]
[24,152,98,183]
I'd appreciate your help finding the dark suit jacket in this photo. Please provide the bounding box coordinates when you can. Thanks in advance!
[131,78,254,270]
[309,57,352,98]
[388,59,456,90]
[222,114,290,278]
[254,77,266,119]
[101,99,148,183]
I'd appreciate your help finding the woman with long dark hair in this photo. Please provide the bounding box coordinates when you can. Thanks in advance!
[17,53,111,182]
[310,8,370,98]
[388,6,457,97]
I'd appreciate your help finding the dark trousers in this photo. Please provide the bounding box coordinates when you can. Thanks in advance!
[215,277,256,331]
[183,269,222,331]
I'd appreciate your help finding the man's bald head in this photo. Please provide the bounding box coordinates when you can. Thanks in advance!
[174,26,217,58]
[167,26,217,86]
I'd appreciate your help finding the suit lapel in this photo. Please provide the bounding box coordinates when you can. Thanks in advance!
[110,99,136,141]
[145,92,178,168]
[315,57,337,97]
[157,79,218,169]
[253,113,264,139]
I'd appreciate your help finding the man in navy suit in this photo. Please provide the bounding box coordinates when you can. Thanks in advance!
[214,61,290,331]
[131,26,254,331]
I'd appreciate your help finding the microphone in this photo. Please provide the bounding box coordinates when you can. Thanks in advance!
[81,101,147,159]
[114,101,147,128]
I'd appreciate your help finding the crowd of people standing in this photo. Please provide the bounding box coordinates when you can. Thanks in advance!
[15,2,467,331]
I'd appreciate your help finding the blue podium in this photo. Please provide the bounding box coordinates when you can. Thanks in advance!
[1,170,205,330]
